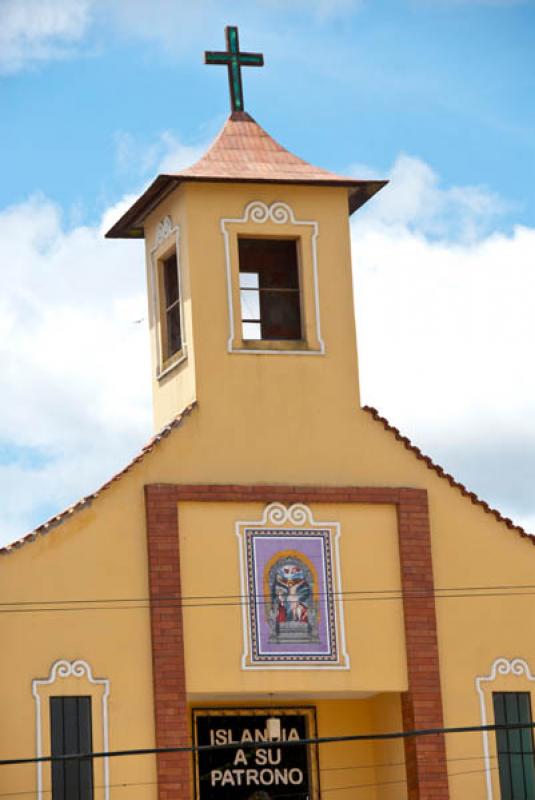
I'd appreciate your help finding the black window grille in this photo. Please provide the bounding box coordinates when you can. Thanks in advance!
[50,696,93,800]
[238,238,302,341]
[493,691,535,799]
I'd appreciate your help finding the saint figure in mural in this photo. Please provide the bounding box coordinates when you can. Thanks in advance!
[267,555,319,643]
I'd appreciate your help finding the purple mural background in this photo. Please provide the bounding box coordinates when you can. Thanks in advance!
[245,529,338,663]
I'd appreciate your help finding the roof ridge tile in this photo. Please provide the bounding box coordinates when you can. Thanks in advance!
[0,403,197,556]
[363,405,533,543]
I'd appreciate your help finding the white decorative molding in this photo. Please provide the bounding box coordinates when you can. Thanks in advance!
[32,659,110,800]
[240,201,296,226]
[221,201,325,355]
[149,220,187,379]
[236,503,349,671]
[154,214,174,248]
[258,502,316,528]
[475,657,535,800]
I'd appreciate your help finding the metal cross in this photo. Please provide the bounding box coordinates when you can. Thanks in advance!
[204,26,264,114]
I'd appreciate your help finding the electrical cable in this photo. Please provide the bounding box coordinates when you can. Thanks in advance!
[0,762,501,798]
[2,585,535,615]
[0,720,534,767]
[4,580,535,606]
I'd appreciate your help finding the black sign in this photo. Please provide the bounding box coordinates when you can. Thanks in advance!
[193,708,317,800]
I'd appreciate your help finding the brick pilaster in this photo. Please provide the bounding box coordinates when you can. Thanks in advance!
[145,485,190,800]
[397,488,449,800]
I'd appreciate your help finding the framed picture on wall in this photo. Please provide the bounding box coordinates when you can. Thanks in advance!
[236,503,348,669]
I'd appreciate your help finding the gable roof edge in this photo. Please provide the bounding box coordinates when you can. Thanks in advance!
[363,405,533,544]
[0,403,197,556]
[4,401,529,556]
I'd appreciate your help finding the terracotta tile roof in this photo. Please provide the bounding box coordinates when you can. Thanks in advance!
[0,403,196,556]
[106,112,386,239]
[363,405,534,543]
[179,112,365,182]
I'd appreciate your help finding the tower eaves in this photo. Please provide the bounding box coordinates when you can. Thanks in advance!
[105,112,387,239]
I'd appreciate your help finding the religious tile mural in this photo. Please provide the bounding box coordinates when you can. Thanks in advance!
[237,504,349,668]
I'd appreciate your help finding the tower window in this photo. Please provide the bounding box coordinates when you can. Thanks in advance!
[160,252,182,360]
[493,691,535,799]
[238,238,302,341]
[50,696,93,800]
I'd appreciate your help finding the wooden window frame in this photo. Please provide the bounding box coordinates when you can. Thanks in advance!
[222,201,324,355]
[238,236,303,343]
[157,251,183,366]
[149,219,187,380]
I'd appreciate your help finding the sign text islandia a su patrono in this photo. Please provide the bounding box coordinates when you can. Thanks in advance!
[193,710,316,800]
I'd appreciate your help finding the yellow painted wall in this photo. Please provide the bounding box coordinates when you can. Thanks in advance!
[0,482,158,799]
[370,693,407,800]
[316,699,378,800]
[1,178,534,800]
[178,501,406,696]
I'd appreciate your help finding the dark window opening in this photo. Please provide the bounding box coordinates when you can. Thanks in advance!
[493,691,535,799]
[238,238,302,341]
[50,696,93,800]
[162,253,182,359]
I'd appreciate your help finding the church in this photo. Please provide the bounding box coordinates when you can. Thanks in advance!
[1,26,534,800]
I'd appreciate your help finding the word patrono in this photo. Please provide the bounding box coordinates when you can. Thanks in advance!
[211,766,304,788]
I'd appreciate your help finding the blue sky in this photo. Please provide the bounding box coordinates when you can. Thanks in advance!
[0,0,534,544]
[2,1,534,227]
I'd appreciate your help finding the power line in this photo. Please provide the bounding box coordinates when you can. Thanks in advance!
[320,751,500,771]
[1,720,534,767]
[297,765,499,797]
[0,755,502,797]
[2,584,535,615]
[4,580,535,606]
[0,761,502,798]
[302,765,499,796]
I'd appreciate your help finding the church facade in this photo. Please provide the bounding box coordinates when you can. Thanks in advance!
[1,29,534,800]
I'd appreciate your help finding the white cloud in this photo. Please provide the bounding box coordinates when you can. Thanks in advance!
[0,0,364,74]
[114,131,208,177]
[351,154,507,241]
[0,0,92,74]
[99,0,363,53]
[99,192,140,235]
[0,194,151,543]
[353,155,535,531]
[157,132,208,174]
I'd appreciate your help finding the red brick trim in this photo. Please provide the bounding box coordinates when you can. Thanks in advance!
[397,488,448,800]
[145,484,448,800]
[145,485,191,800]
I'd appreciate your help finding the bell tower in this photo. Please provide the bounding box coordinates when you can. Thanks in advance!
[106,27,386,432]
